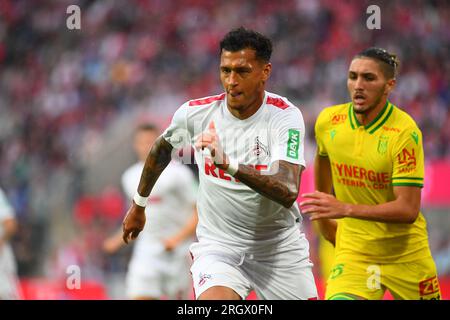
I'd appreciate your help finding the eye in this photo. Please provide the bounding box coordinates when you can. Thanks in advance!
[348,73,356,80]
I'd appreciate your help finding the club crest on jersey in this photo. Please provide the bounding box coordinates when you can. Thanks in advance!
[253,136,269,157]
[198,273,212,287]
[377,135,389,155]
[287,129,300,159]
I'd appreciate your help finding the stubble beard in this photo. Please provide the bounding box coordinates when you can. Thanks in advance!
[353,86,385,115]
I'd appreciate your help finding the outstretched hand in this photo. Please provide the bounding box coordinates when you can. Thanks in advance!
[194,121,229,170]
[122,202,146,244]
[299,191,350,220]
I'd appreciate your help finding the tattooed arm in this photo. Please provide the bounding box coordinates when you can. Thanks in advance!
[196,122,302,208]
[136,136,173,197]
[122,136,173,243]
[235,161,302,208]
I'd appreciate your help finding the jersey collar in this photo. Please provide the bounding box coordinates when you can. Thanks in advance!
[348,101,394,134]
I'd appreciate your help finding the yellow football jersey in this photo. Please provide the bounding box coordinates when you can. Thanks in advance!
[315,101,432,263]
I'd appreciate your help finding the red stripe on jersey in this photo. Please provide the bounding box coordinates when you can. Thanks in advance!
[266,96,289,110]
[189,93,226,106]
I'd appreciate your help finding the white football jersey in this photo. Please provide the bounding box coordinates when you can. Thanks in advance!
[162,91,307,253]
[0,188,20,299]
[122,161,197,258]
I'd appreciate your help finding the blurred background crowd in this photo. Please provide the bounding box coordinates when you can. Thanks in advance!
[0,0,449,299]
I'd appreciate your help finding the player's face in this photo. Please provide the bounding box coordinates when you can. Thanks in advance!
[134,130,158,162]
[347,58,395,114]
[220,48,271,113]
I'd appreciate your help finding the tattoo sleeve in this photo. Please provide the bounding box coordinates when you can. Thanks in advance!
[234,160,303,208]
[137,136,173,196]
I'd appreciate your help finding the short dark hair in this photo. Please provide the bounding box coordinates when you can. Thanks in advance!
[355,47,400,79]
[220,27,272,62]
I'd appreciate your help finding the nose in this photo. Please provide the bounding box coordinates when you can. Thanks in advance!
[354,76,364,91]
[227,71,239,87]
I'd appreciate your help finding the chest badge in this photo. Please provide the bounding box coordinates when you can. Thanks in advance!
[377,135,389,155]
[253,136,269,157]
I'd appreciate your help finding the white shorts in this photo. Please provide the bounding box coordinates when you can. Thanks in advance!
[189,236,318,300]
[0,248,21,300]
[126,242,192,299]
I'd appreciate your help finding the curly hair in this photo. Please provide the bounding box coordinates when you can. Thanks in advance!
[220,27,272,62]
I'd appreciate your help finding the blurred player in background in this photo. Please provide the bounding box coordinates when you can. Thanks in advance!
[301,47,441,300]
[122,27,317,300]
[0,187,22,300]
[103,123,198,300]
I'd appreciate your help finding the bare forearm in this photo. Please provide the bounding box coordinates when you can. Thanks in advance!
[346,199,419,224]
[234,161,301,208]
[137,136,173,196]
[1,219,17,242]
[313,154,337,244]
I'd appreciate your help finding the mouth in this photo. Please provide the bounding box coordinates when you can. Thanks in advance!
[353,93,366,105]
[228,91,243,99]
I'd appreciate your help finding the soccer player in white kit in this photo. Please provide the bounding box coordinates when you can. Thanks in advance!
[0,187,21,300]
[103,124,198,299]
[123,27,318,300]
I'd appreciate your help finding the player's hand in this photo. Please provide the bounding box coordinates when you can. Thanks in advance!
[102,236,123,254]
[299,191,351,220]
[122,202,146,244]
[162,236,181,252]
[194,121,229,170]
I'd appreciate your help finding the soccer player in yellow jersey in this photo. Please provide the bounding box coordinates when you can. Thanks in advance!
[300,47,441,300]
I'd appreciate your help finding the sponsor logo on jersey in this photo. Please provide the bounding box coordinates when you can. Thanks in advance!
[330,264,344,280]
[382,125,401,133]
[333,162,390,189]
[287,129,300,159]
[331,113,347,125]
[377,135,389,155]
[411,131,419,145]
[397,148,417,167]
[204,158,267,182]
[419,276,440,298]
[330,129,336,141]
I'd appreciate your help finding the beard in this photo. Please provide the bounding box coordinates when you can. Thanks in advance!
[353,86,385,115]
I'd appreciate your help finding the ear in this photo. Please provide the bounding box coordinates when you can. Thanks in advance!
[262,63,272,82]
[385,78,396,95]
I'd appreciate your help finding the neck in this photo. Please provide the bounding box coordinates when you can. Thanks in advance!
[355,97,388,126]
[228,91,265,120]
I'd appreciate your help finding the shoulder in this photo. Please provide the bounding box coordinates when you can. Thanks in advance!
[315,103,351,130]
[265,92,304,123]
[171,93,226,121]
[390,104,421,132]
[386,104,423,147]
[187,93,226,108]
[265,91,298,113]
